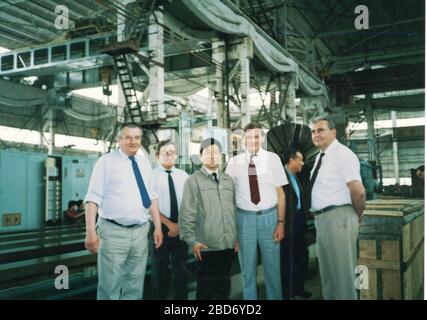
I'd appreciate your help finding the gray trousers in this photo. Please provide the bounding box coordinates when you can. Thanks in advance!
[315,205,359,300]
[97,218,149,300]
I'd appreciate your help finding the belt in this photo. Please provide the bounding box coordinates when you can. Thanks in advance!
[310,204,351,216]
[105,218,142,228]
[238,206,276,215]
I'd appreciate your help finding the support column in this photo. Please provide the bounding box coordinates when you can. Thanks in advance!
[42,106,54,155]
[239,37,252,128]
[212,40,225,128]
[301,97,310,124]
[283,77,297,122]
[275,2,287,49]
[305,41,316,74]
[179,111,191,170]
[39,105,45,149]
[365,94,376,162]
[207,82,214,128]
[391,111,400,184]
[149,9,165,119]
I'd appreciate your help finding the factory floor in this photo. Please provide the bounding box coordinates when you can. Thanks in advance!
[227,256,322,300]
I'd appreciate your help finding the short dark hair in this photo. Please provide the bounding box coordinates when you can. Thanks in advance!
[243,122,264,132]
[117,122,142,139]
[68,200,78,209]
[156,140,175,156]
[199,138,222,155]
[76,199,83,207]
[283,145,303,164]
[416,165,425,172]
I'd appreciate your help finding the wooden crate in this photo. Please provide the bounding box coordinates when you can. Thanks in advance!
[358,199,424,300]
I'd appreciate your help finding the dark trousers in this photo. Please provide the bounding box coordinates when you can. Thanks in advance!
[196,249,235,300]
[151,224,189,299]
[280,210,309,299]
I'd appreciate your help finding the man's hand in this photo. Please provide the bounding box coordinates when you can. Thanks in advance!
[275,186,286,242]
[153,227,163,249]
[274,223,285,242]
[85,229,100,254]
[167,222,179,238]
[192,242,208,261]
[234,241,239,253]
[347,180,366,218]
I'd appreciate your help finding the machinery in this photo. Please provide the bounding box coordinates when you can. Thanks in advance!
[359,160,381,200]
[0,149,96,233]
[44,157,62,224]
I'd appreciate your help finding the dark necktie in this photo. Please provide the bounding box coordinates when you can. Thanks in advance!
[308,152,325,208]
[212,172,219,184]
[248,155,260,205]
[129,156,152,209]
[166,170,179,223]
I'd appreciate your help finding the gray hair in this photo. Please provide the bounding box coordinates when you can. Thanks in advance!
[116,123,142,140]
[310,114,336,129]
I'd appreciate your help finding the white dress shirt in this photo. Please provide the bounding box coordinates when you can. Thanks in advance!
[310,139,362,211]
[151,165,189,219]
[225,148,288,211]
[84,148,157,225]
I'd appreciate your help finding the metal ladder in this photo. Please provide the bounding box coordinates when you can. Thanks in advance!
[113,54,143,124]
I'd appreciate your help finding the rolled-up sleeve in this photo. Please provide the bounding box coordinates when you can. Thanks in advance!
[179,178,199,248]
[273,154,288,187]
[340,150,362,183]
[84,157,106,206]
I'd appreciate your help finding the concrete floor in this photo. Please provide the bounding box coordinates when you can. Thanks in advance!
[228,257,322,300]
[187,254,322,301]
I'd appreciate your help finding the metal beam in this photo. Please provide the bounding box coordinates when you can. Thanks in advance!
[0,10,54,42]
[317,17,425,38]
[0,22,42,43]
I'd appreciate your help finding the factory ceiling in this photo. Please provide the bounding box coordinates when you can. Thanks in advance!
[0,0,424,142]
[0,0,423,74]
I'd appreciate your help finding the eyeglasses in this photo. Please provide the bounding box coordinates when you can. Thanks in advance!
[161,151,176,157]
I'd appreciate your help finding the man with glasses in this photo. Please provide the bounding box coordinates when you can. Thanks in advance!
[150,140,190,299]
[309,114,366,300]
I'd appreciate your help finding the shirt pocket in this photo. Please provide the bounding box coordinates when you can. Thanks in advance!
[220,184,235,205]
[259,168,277,187]
[199,184,218,204]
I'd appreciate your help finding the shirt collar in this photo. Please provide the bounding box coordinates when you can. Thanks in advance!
[159,164,175,173]
[285,166,295,177]
[245,147,265,161]
[202,166,219,176]
[118,148,131,160]
[323,139,339,156]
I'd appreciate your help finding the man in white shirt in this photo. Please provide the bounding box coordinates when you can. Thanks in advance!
[309,114,366,300]
[150,140,189,299]
[84,123,163,300]
[226,122,288,300]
